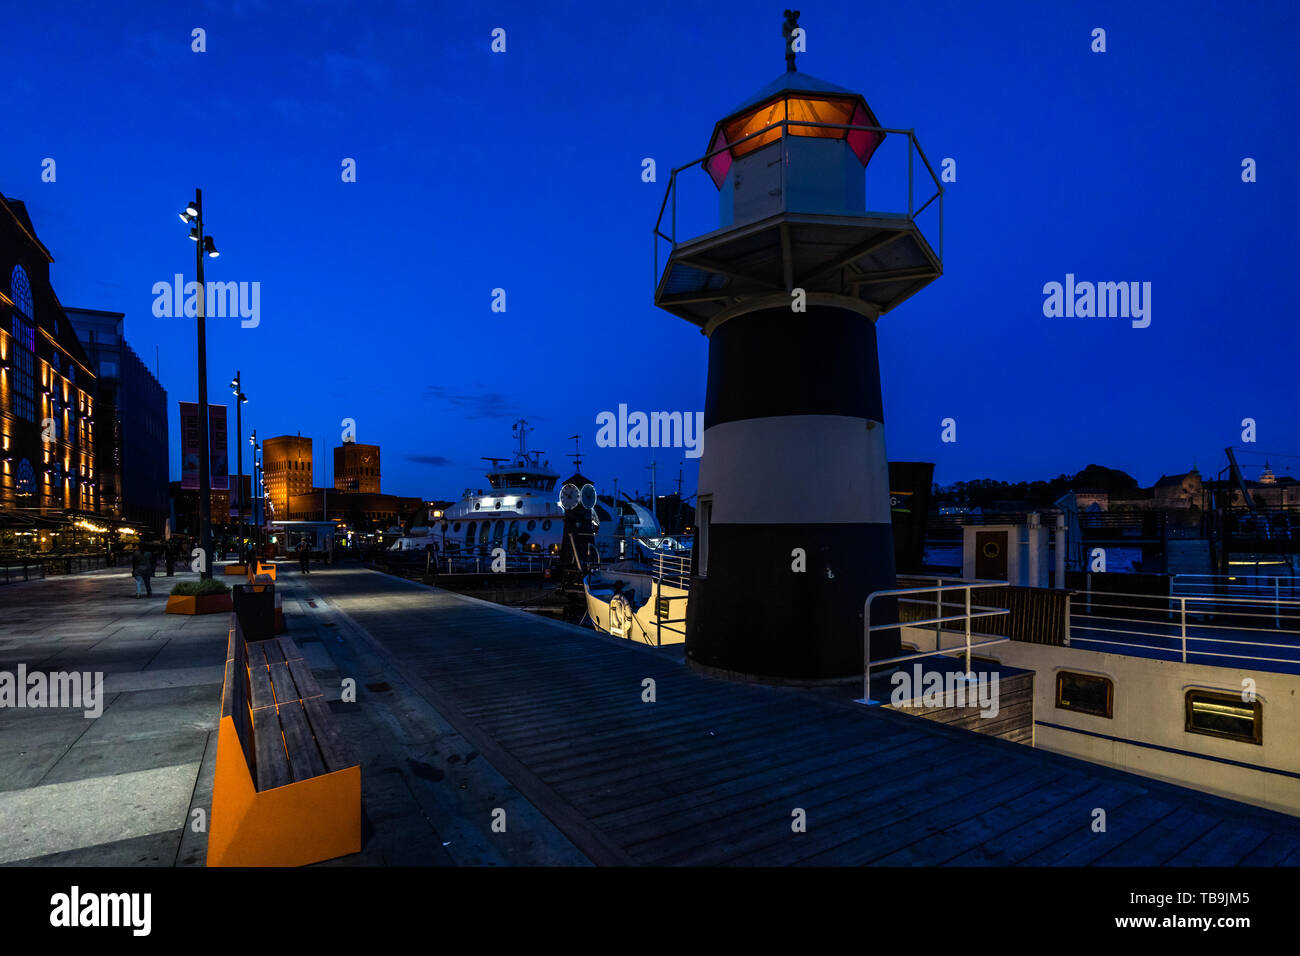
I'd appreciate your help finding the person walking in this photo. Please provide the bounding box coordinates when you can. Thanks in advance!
[298,537,311,574]
[130,548,146,598]
[140,542,156,596]
[164,539,176,577]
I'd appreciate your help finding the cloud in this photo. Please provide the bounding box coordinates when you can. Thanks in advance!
[406,455,453,466]
[422,385,517,420]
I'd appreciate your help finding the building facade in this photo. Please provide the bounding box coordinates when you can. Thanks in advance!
[65,307,168,531]
[0,193,101,553]
[334,441,380,493]
[287,488,421,527]
[262,435,313,521]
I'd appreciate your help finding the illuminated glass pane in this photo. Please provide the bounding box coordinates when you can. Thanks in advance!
[847,103,884,164]
[706,128,732,187]
[1186,691,1261,744]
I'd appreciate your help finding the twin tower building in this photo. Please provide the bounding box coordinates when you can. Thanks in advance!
[654,43,943,682]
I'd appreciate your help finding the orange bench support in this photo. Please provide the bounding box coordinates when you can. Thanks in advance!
[246,562,277,583]
[207,622,360,867]
[207,716,360,867]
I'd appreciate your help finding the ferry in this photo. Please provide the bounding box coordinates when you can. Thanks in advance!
[437,420,567,556]
[413,420,671,562]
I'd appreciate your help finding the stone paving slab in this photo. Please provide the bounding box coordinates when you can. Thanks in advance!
[0,569,225,864]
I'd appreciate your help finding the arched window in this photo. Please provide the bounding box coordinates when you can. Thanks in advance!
[8,268,36,422]
[10,265,33,319]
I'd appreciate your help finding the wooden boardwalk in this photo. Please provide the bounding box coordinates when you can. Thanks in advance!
[299,565,1300,866]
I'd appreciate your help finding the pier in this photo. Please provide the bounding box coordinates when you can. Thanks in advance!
[288,565,1300,865]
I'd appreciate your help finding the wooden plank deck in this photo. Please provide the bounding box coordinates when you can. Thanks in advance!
[302,566,1300,866]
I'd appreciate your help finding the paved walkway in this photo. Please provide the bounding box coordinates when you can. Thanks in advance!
[0,566,224,865]
[0,562,586,866]
[295,565,1300,866]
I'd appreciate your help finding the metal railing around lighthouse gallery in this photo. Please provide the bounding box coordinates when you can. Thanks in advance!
[653,116,946,288]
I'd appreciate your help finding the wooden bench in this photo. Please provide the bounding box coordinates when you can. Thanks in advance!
[207,616,360,866]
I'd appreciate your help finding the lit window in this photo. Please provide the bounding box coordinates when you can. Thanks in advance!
[1186,690,1261,745]
[1055,672,1113,718]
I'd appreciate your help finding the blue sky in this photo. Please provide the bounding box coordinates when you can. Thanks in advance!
[4,0,1298,502]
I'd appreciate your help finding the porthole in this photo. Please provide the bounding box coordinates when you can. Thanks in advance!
[527,520,536,531]
[542,520,552,531]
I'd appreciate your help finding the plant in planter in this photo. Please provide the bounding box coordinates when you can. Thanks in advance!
[166,579,234,615]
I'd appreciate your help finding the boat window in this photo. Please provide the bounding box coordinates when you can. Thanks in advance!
[1185,690,1261,745]
[479,522,490,546]
[1055,671,1112,718]
[466,521,476,545]
[453,522,461,533]
[527,520,536,531]
[542,520,551,531]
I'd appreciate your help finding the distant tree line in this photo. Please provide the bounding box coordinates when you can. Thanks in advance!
[932,464,1140,510]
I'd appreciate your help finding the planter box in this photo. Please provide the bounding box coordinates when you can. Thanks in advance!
[166,593,234,615]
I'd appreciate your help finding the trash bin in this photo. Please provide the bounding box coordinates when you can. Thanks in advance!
[233,583,276,642]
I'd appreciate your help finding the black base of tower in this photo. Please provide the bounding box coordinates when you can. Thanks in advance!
[685,522,899,682]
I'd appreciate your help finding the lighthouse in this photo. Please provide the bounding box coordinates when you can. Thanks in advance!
[654,14,943,681]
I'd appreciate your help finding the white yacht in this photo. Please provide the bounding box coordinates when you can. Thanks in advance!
[439,420,566,556]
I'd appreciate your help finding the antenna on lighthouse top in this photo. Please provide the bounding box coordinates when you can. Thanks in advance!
[567,434,583,471]
[782,10,801,72]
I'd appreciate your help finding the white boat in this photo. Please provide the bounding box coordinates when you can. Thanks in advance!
[582,547,691,645]
[413,420,681,566]
[889,572,1300,817]
[437,420,567,557]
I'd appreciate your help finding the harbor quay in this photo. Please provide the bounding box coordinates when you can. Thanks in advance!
[4,559,1299,868]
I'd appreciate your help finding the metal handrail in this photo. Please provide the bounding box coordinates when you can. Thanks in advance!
[1070,588,1300,663]
[654,117,944,285]
[861,582,1010,705]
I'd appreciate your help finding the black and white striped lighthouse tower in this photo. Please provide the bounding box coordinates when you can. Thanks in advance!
[654,14,943,681]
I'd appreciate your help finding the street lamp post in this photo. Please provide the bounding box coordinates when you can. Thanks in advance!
[179,190,219,578]
[250,430,260,554]
[231,372,247,556]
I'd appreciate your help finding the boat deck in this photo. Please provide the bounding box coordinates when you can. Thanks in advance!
[300,565,1300,865]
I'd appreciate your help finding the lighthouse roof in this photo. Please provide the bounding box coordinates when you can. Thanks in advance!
[727,71,864,115]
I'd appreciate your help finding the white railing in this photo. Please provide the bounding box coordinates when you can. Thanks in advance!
[1172,571,1300,606]
[860,581,1010,705]
[1070,588,1300,667]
